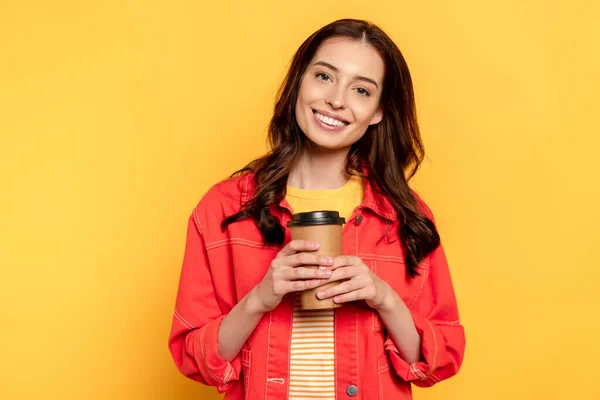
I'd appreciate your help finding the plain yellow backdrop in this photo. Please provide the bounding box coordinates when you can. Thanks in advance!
[1,1,598,399]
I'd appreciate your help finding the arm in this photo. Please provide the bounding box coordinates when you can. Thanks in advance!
[169,210,333,390]
[375,289,422,365]
[168,212,246,393]
[382,230,466,387]
[217,289,265,361]
[316,208,465,386]
[219,240,336,360]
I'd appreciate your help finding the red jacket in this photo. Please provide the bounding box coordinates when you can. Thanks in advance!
[169,173,465,399]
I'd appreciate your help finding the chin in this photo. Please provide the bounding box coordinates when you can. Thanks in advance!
[304,131,350,151]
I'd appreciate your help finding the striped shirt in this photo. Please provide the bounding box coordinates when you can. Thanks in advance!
[289,294,336,400]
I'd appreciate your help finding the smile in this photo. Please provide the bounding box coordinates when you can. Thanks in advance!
[313,111,349,128]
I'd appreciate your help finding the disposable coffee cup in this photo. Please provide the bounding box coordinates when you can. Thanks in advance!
[288,211,345,310]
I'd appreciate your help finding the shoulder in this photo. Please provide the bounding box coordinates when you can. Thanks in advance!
[199,173,254,207]
[192,172,255,230]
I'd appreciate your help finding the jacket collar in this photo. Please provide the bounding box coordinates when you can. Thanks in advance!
[360,174,396,221]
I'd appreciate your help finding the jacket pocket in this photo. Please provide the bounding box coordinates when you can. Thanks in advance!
[241,349,252,400]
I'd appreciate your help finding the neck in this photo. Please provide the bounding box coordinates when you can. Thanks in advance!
[287,144,350,190]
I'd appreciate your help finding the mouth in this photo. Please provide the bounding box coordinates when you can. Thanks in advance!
[311,109,350,130]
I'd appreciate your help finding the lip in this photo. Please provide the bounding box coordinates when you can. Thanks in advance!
[312,109,350,124]
[312,110,348,132]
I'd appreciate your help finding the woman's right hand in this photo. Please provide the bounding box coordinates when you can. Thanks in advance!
[249,240,333,313]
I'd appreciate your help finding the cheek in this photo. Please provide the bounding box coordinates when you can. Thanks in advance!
[351,102,379,124]
[297,77,312,100]
[295,84,314,129]
[296,83,311,111]
[300,79,328,103]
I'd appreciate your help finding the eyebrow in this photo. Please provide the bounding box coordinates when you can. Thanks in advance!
[313,61,379,88]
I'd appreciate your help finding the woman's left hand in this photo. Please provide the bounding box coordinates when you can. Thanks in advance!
[316,255,396,311]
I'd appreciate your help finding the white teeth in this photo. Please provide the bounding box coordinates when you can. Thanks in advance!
[315,112,346,127]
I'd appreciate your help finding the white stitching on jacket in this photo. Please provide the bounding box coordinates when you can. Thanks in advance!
[173,310,194,330]
[424,319,439,378]
[199,325,222,383]
[192,208,203,236]
[264,312,273,400]
[205,238,269,251]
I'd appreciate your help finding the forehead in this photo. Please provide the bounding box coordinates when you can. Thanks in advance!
[311,37,385,83]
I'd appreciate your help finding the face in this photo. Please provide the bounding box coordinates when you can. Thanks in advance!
[295,36,385,151]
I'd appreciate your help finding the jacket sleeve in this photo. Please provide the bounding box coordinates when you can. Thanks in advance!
[385,206,466,387]
[168,211,242,392]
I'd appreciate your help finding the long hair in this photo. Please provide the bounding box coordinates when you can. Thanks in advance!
[222,19,439,277]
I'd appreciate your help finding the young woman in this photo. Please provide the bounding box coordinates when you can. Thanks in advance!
[169,18,465,400]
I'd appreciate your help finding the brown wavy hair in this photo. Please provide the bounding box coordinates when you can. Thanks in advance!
[222,19,439,277]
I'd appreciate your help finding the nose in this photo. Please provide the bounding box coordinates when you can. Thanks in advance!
[325,86,346,110]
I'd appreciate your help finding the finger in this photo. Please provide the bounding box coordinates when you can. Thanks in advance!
[288,278,328,293]
[316,277,361,299]
[332,287,374,304]
[283,266,332,281]
[324,265,362,282]
[329,255,362,270]
[284,252,333,268]
[278,240,320,257]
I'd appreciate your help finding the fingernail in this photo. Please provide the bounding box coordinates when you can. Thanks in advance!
[323,270,331,277]
[318,266,326,270]
[312,242,320,249]
[317,291,325,298]
[326,257,333,263]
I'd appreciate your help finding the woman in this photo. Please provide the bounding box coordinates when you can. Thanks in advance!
[169,18,465,400]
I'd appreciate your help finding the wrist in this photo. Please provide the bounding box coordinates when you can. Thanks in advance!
[245,287,267,315]
[376,285,402,314]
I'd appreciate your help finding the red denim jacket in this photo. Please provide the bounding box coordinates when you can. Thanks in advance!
[168,173,465,399]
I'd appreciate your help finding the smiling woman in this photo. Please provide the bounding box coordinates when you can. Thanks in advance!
[168,18,465,400]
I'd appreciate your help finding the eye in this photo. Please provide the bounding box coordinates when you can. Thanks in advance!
[315,72,331,82]
[356,87,371,97]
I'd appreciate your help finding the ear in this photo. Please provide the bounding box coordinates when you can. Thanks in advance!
[369,107,383,125]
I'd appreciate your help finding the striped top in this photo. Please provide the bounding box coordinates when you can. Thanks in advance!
[289,295,335,399]
[285,176,364,400]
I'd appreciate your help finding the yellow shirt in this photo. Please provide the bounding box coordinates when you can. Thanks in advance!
[285,175,364,400]
[286,175,364,223]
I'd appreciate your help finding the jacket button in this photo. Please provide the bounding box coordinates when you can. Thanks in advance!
[355,215,363,225]
[346,385,358,397]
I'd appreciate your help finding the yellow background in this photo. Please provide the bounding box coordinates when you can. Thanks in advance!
[1,1,598,399]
